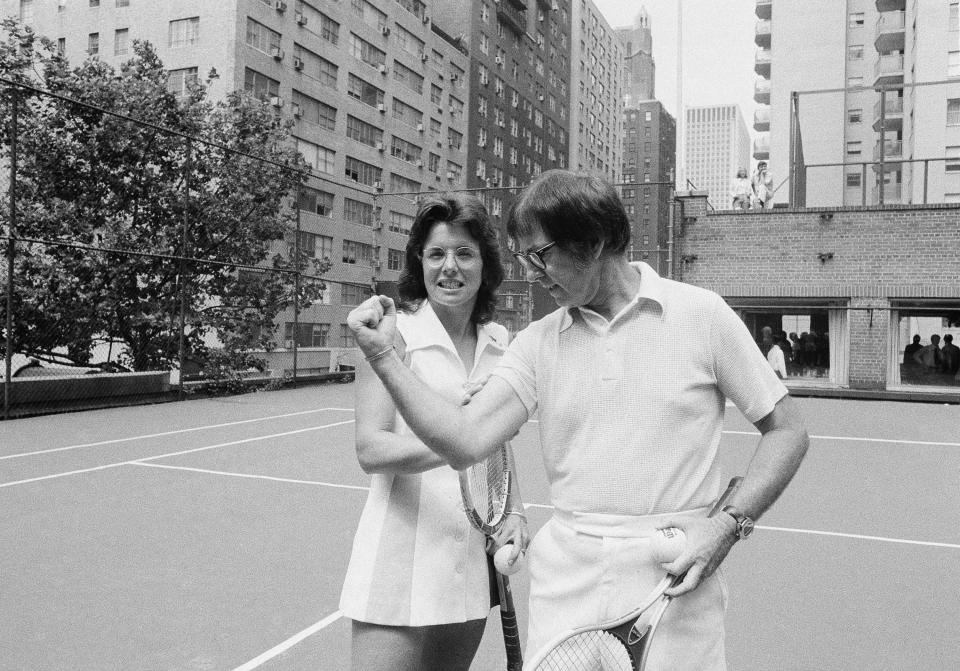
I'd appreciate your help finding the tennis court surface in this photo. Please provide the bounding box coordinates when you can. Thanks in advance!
[2,384,958,670]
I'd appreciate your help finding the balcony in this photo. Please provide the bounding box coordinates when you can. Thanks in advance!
[875,0,905,12]
[755,19,771,48]
[496,1,527,34]
[754,78,770,104]
[873,52,904,87]
[753,132,770,161]
[755,0,771,20]
[753,106,770,131]
[754,48,771,77]
[873,139,902,162]
[872,95,904,131]
[872,181,903,203]
[875,11,905,52]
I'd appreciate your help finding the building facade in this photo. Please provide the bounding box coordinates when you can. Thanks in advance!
[755,0,960,207]
[683,104,751,210]
[615,7,654,107]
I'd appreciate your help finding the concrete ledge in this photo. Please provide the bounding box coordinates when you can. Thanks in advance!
[2,371,171,405]
[786,384,960,404]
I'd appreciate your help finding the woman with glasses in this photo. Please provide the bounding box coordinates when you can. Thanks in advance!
[339,192,528,671]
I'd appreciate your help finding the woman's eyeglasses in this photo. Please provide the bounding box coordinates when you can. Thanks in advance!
[419,246,481,268]
[511,241,556,272]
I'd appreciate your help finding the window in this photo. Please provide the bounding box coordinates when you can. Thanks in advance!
[294,137,335,174]
[393,61,424,95]
[390,136,422,164]
[87,32,99,55]
[89,0,99,6]
[392,97,423,128]
[951,2,959,32]
[246,18,281,54]
[846,172,861,188]
[167,67,198,96]
[848,12,864,27]
[344,198,374,227]
[292,91,335,130]
[347,74,384,108]
[18,0,33,23]
[739,308,841,382]
[169,17,200,48]
[243,68,279,100]
[114,28,129,56]
[948,99,960,126]
[340,324,357,347]
[284,322,330,348]
[389,211,414,234]
[894,307,960,388]
[344,156,382,186]
[846,141,862,156]
[847,45,863,61]
[346,115,383,147]
[319,13,340,45]
[342,240,374,266]
[387,248,405,271]
[848,108,862,124]
[297,187,334,217]
[949,51,960,79]
[847,76,863,88]
[116,0,130,6]
[349,33,386,69]
[946,146,960,172]
[294,46,338,88]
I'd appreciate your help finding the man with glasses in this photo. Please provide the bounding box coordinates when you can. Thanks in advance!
[348,170,808,669]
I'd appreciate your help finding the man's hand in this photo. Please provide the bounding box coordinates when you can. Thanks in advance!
[346,295,398,358]
[656,514,737,597]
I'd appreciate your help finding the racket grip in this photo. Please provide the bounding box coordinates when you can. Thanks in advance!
[500,608,524,671]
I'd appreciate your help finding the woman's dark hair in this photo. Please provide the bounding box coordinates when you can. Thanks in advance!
[397,192,504,324]
[506,170,630,259]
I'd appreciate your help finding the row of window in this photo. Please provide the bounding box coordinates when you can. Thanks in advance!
[289,228,406,272]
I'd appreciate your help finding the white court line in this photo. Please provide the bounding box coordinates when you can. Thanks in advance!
[522,503,959,550]
[231,610,343,671]
[132,461,371,491]
[722,430,960,448]
[0,420,355,489]
[0,407,355,461]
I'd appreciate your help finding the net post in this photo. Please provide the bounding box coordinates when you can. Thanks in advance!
[292,187,300,386]
[176,138,191,400]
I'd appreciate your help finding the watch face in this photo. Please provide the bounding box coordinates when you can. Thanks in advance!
[740,518,755,539]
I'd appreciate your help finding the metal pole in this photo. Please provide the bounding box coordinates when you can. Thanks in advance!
[861,162,867,206]
[923,159,928,204]
[4,88,18,420]
[292,190,300,386]
[878,90,886,205]
[675,0,683,189]
[667,184,675,280]
[177,140,191,399]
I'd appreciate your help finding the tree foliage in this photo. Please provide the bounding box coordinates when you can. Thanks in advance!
[1,19,328,372]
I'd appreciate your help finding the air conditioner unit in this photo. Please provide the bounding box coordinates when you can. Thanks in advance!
[416,123,424,132]
[448,107,456,114]
[416,160,424,168]
[271,47,284,61]
[448,141,456,148]
[451,74,459,82]
[381,25,391,36]
[290,102,302,117]
[373,260,382,270]
[479,140,487,148]
[422,14,430,24]
[295,11,307,25]
[446,171,456,180]
[374,181,384,191]
[378,63,388,74]
[377,103,386,113]
[274,0,287,12]
[475,168,484,177]
[420,52,429,63]
[372,220,382,230]
[270,95,284,108]
[495,57,503,65]
[375,141,385,152]
[293,56,304,70]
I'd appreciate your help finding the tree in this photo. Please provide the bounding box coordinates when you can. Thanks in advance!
[0,20,328,372]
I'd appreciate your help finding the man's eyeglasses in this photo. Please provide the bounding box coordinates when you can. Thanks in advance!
[511,241,556,272]
[419,246,481,268]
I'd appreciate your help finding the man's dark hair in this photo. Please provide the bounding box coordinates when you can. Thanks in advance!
[397,192,503,324]
[506,170,630,260]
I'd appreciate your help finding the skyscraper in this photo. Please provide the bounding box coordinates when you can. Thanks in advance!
[616,7,655,106]
[754,0,960,207]
[683,104,750,211]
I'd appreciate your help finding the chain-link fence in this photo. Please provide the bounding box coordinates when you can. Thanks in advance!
[1,78,364,419]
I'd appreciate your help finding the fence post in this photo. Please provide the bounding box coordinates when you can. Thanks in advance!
[177,139,191,399]
[878,89,886,205]
[923,159,929,204]
[4,86,18,420]
[292,189,300,386]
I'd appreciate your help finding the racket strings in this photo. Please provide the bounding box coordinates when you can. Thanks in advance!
[466,452,508,526]
[533,631,634,671]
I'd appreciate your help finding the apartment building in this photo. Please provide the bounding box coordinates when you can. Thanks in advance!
[616,6,654,107]
[431,0,572,331]
[8,0,472,354]
[755,0,960,207]
[569,0,623,184]
[683,104,751,210]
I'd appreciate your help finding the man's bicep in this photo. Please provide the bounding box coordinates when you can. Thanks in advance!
[464,375,530,450]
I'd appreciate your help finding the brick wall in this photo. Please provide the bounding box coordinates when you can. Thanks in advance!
[675,196,960,392]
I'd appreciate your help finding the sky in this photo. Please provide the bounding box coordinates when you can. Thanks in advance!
[591,0,758,133]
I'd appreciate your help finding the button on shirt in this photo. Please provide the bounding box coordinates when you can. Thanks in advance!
[491,262,787,516]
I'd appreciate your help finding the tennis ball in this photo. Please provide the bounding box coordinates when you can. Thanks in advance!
[650,527,687,563]
[493,543,525,576]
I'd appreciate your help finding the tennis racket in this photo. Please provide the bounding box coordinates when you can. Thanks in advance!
[526,476,744,671]
[459,444,523,671]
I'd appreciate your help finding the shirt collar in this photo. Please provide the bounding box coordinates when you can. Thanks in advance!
[558,261,666,332]
[403,300,507,356]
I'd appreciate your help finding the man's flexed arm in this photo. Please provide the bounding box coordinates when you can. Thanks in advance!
[347,296,528,469]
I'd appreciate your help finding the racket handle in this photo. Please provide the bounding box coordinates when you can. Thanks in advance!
[496,573,524,670]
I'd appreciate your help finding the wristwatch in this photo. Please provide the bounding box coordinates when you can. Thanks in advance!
[721,505,755,541]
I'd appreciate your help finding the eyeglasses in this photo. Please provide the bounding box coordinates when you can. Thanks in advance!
[419,246,481,268]
[511,241,556,272]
